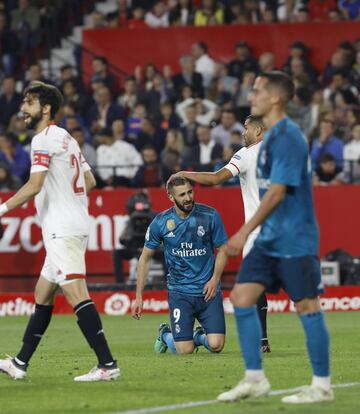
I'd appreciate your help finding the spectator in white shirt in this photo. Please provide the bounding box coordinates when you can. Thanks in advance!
[176,97,217,126]
[96,127,143,187]
[191,41,215,89]
[211,109,245,147]
[343,124,360,182]
[145,1,169,28]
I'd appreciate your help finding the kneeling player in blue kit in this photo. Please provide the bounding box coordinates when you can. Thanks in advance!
[132,176,228,354]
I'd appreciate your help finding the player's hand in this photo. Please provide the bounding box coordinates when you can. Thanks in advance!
[131,297,143,320]
[227,227,249,257]
[203,277,218,302]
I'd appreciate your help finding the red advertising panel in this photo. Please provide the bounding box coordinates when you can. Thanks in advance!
[0,186,359,278]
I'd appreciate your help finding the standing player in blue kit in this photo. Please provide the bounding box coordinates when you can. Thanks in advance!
[217,71,333,404]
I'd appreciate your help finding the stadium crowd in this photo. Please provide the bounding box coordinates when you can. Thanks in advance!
[0,0,360,191]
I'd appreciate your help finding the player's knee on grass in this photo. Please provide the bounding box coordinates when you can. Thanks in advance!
[207,334,225,353]
[294,297,321,315]
[175,341,195,354]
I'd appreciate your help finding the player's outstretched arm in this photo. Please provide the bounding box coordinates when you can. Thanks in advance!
[203,243,228,302]
[174,168,233,186]
[0,172,47,217]
[84,170,97,193]
[227,183,287,256]
[131,247,156,320]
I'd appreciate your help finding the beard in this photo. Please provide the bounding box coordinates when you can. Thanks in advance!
[174,198,194,214]
[25,111,43,130]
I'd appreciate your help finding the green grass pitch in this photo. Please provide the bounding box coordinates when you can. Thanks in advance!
[0,312,359,414]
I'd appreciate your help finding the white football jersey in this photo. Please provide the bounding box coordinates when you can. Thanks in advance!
[30,124,91,238]
[225,142,261,229]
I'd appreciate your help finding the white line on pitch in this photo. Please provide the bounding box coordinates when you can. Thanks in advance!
[112,381,360,414]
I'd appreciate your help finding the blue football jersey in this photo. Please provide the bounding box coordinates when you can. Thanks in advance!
[255,116,319,258]
[145,203,228,295]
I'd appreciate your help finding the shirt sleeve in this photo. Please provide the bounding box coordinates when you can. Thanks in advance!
[270,135,305,187]
[30,136,51,173]
[80,152,91,173]
[144,217,162,250]
[224,148,250,177]
[211,210,228,248]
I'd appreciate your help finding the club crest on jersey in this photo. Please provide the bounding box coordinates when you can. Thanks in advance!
[166,219,176,231]
[175,324,181,334]
[197,225,205,237]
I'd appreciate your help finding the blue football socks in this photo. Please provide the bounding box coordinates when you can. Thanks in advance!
[234,305,262,370]
[193,332,213,352]
[300,312,330,377]
[162,332,177,354]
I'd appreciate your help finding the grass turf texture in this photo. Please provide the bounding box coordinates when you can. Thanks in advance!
[0,312,358,414]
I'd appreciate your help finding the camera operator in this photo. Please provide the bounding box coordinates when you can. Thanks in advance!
[112,191,164,284]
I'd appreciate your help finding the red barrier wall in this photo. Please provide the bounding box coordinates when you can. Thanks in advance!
[0,186,359,278]
[82,22,360,85]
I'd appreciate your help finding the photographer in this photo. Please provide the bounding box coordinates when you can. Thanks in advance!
[112,191,164,284]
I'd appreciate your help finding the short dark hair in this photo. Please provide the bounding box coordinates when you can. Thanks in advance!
[261,71,295,103]
[167,176,193,194]
[196,41,208,53]
[94,56,108,66]
[23,81,63,119]
[246,115,265,130]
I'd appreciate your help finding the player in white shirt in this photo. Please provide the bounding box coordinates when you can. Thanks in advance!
[0,82,119,382]
[175,115,270,352]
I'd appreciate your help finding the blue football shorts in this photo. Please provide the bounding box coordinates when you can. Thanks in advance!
[237,245,324,302]
[168,290,225,342]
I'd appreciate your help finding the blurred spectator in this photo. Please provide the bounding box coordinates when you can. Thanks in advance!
[57,64,83,93]
[262,6,277,23]
[343,123,360,182]
[339,0,360,20]
[96,127,142,187]
[341,108,360,141]
[211,109,244,147]
[171,0,194,25]
[313,153,344,185]
[287,86,312,138]
[87,85,125,133]
[311,118,344,169]
[244,0,262,23]
[161,129,185,162]
[183,125,223,171]
[127,7,147,29]
[258,52,276,72]
[235,69,257,122]
[118,76,138,116]
[294,7,310,22]
[145,1,169,27]
[132,145,162,187]
[328,7,344,21]
[225,0,247,24]
[161,148,182,182]
[194,0,225,26]
[337,41,356,69]
[23,63,50,89]
[71,127,97,168]
[142,73,174,119]
[90,10,106,28]
[0,76,22,129]
[112,119,126,141]
[126,103,147,141]
[228,41,259,82]
[191,41,216,88]
[0,131,30,183]
[308,88,333,140]
[159,102,180,130]
[179,103,200,147]
[0,11,19,76]
[116,0,131,27]
[0,160,21,191]
[308,0,337,21]
[172,55,204,99]
[91,56,118,92]
[322,52,350,85]
[8,113,33,149]
[10,0,40,62]
[62,79,87,116]
[136,117,166,153]
[176,97,217,126]
[283,41,317,84]
[208,62,238,105]
[349,50,360,90]
[277,0,305,22]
